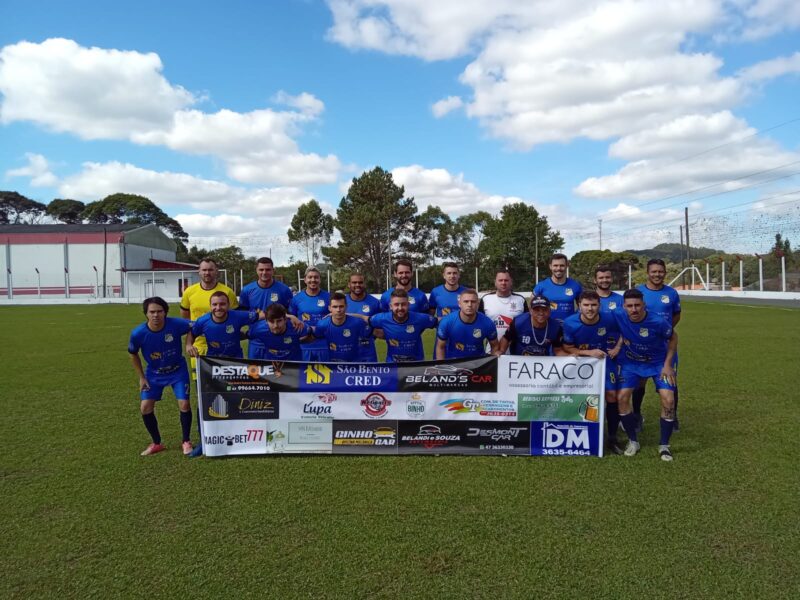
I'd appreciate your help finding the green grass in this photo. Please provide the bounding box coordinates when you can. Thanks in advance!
[2,301,799,598]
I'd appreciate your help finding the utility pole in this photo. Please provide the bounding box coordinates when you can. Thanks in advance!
[680,225,686,290]
[598,218,603,250]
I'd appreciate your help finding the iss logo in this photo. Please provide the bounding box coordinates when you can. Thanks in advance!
[530,421,599,456]
[361,393,392,418]
[305,363,332,384]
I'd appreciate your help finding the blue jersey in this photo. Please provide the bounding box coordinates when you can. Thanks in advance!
[313,315,369,362]
[504,314,563,356]
[598,292,623,314]
[346,293,382,361]
[533,277,583,324]
[429,284,466,318]
[436,312,497,359]
[370,311,437,362]
[246,320,310,361]
[239,279,293,311]
[379,287,429,313]
[128,317,191,375]
[562,312,619,352]
[191,310,258,358]
[637,284,681,325]
[289,290,331,352]
[613,310,673,376]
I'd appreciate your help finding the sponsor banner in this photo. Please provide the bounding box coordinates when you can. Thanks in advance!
[202,420,269,457]
[261,420,333,454]
[397,421,469,455]
[517,393,600,422]
[462,421,531,455]
[530,421,600,457]
[332,420,399,455]
[299,362,397,392]
[202,391,279,421]
[397,357,498,393]
[276,392,409,420]
[199,356,299,393]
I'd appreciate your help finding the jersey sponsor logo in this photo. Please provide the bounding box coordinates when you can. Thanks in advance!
[442,307,451,316]
[210,341,221,348]
[164,333,174,343]
[329,342,338,351]
[472,328,482,338]
[455,342,465,351]
[389,339,400,347]
[361,392,392,417]
[302,312,310,320]
[550,302,558,310]
[639,328,649,337]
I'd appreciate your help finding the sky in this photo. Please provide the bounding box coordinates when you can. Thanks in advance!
[2,0,799,264]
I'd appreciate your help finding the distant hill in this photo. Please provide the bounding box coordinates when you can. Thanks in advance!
[623,243,723,263]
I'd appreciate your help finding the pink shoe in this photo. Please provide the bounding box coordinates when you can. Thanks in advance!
[182,441,194,455]
[140,443,166,456]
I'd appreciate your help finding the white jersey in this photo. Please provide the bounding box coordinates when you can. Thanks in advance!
[479,292,528,341]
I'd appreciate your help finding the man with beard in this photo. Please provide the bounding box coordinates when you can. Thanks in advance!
[314,292,371,362]
[533,253,583,325]
[370,289,437,362]
[379,258,429,313]
[594,264,624,314]
[345,272,381,362]
[239,256,292,311]
[429,262,467,319]
[435,289,499,359]
[478,269,528,348]
[289,266,331,361]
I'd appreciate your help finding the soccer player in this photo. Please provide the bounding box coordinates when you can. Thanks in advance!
[288,266,331,361]
[633,259,683,431]
[614,289,678,461]
[379,258,429,313]
[562,291,624,454]
[345,272,381,361]
[313,292,370,362]
[179,257,238,457]
[498,295,567,356]
[128,297,194,456]
[247,304,314,361]
[479,269,528,348]
[435,289,499,359]
[594,264,623,314]
[369,289,438,362]
[186,292,259,359]
[533,253,583,325]
[429,262,467,319]
[238,256,293,311]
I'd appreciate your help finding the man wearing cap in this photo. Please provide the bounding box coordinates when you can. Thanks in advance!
[498,294,567,356]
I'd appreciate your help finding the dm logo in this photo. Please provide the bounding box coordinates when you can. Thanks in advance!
[541,422,590,450]
[305,363,332,384]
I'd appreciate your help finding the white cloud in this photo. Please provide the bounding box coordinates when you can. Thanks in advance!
[431,96,463,118]
[0,38,194,139]
[740,0,800,40]
[738,51,800,83]
[0,38,339,186]
[5,153,58,187]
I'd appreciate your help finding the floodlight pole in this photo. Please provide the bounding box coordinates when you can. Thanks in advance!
[628,264,632,289]
[758,257,763,292]
[781,256,786,292]
[739,260,743,291]
[721,261,725,291]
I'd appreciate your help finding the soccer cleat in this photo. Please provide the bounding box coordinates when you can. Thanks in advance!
[182,441,194,455]
[188,443,204,458]
[140,443,166,456]
[659,445,673,462]
[624,441,640,457]
[607,438,624,455]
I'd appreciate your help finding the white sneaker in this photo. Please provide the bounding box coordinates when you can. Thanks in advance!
[624,440,640,456]
[659,445,673,462]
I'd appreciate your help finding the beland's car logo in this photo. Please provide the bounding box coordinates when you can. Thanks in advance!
[541,422,590,450]
[405,364,493,386]
[639,328,649,338]
[164,333,173,343]
[305,363,332,384]
[361,393,391,417]
[209,394,229,418]
[439,398,481,413]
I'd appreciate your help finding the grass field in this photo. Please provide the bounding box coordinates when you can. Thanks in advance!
[2,300,799,598]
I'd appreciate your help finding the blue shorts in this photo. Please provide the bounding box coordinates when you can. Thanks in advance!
[302,347,330,362]
[142,368,191,401]
[619,365,677,392]
[605,359,622,392]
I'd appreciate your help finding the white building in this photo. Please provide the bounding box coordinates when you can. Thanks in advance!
[0,223,198,301]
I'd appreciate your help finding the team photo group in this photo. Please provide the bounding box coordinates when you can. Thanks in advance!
[129,253,681,461]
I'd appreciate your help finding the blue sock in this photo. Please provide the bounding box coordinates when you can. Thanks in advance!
[180,410,192,442]
[632,387,645,415]
[620,412,638,442]
[142,412,161,444]
[606,402,620,439]
[660,418,675,445]
[673,387,679,417]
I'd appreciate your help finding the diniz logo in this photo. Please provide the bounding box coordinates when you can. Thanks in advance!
[204,429,265,446]
[211,364,275,378]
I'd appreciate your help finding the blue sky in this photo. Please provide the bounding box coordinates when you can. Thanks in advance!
[2,0,799,263]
